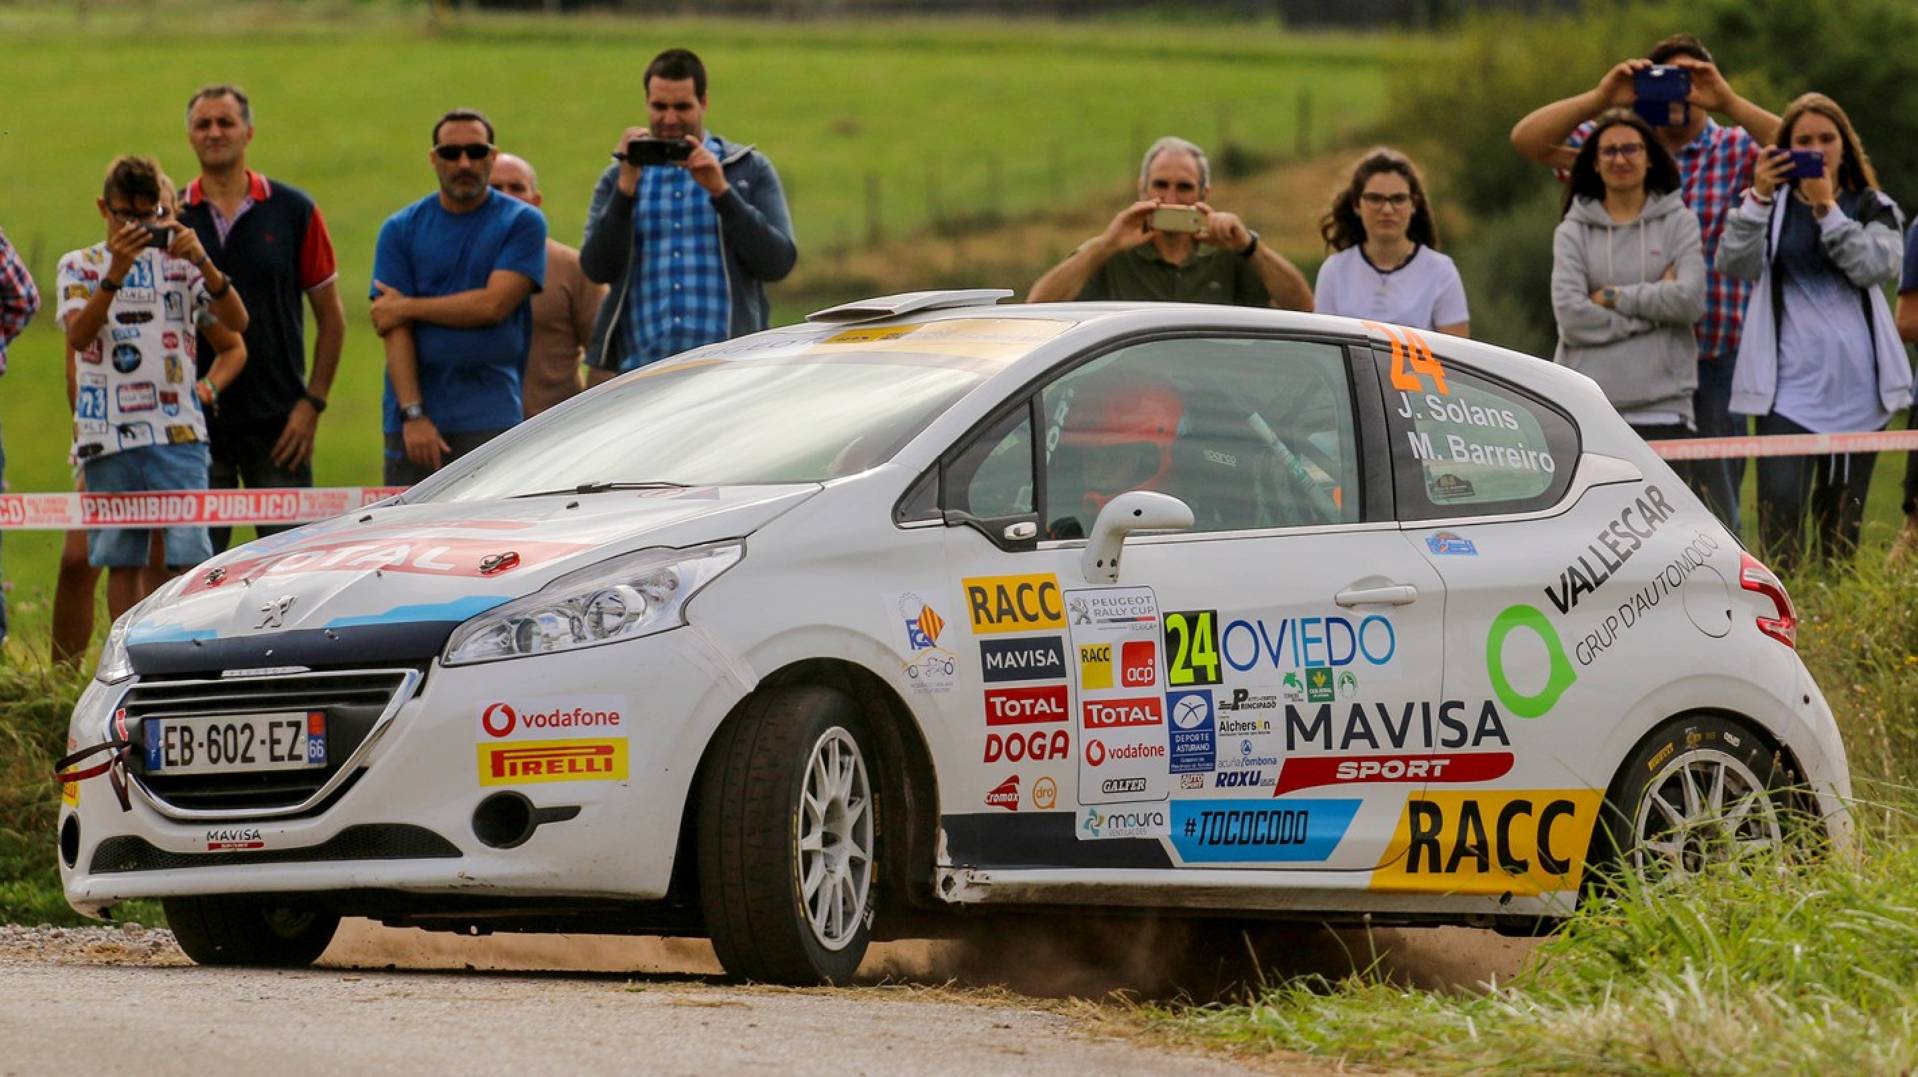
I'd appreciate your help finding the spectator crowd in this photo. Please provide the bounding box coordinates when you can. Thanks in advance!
[2,33,1916,661]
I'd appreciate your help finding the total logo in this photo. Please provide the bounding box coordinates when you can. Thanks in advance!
[985,775,1020,811]
[1081,697,1163,729]
[1084,738,1165,767]
[984,684,1069,726]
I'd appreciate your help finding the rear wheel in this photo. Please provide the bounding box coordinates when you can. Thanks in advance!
[1601,714,1796,883]
[163,895,339,967]
[696,685,876,984]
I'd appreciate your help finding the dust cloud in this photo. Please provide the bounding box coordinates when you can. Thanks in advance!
[321,918,1539,1001]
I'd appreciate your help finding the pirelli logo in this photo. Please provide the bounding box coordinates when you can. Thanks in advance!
[476,738,628,786]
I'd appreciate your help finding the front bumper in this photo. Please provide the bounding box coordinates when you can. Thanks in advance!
[60,627,750,917]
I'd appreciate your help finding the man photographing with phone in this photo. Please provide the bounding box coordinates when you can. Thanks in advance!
[1511,34,1781,532]
[1028,135,1312,309]
[581,47,796,383]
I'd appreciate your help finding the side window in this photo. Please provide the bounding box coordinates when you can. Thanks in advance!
[1039,337,1360,540]
[1376,351,1579,520]
[944,404,1035,519]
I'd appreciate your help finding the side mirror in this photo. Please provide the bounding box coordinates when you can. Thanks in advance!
[1081,491,1193,584]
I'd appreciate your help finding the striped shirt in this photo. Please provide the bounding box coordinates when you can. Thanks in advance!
[0,227,38,375]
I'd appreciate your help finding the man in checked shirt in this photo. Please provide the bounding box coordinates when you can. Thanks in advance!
[0,225,42,644]
[1512,33,1780,533]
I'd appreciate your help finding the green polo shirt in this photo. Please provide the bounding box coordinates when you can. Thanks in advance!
[1077,242,1271,306]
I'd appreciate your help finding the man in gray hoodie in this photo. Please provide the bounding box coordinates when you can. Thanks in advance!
[581,48,796,385]
[1551,115,1707,444]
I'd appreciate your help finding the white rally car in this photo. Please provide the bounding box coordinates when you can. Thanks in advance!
[59,290,1849,983]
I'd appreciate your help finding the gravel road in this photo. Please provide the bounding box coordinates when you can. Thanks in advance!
[0,921,1535,1075]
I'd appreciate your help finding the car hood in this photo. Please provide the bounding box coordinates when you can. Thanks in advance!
[124,484,818,675]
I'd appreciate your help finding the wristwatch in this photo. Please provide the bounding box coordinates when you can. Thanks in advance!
[1601,286,1620,307]
[1240,231,1261,259]
[401,403,427,422]
[303,390,329,414]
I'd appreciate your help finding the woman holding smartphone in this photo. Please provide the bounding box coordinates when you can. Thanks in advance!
[1550,110,1706,455]
[1719,92,1907,566]
[1314,148,1468,335]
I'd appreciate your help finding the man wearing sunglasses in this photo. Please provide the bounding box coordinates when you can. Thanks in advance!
[179,83,346,552]
[368,108,546,484]
[580,47,795,384]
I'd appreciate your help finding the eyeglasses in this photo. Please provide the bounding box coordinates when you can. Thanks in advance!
[1598,144,1645,160]
[434,142,495,162]
[108,206,163,224]
[1359,193,1413,209]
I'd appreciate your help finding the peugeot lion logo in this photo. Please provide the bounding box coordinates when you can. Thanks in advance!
[256,595,296,629]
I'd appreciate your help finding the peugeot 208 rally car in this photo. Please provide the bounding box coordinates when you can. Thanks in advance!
[58,290,1850,984]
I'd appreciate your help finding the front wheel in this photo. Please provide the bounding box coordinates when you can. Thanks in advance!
[1602,714,1797,883]
[163,895,339,967]
[696,686,877,984]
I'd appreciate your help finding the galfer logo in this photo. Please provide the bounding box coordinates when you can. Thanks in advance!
[1101,777,1147,795]
[985,775,1020,811]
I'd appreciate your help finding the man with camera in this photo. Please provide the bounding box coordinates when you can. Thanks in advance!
[1028,136,1312,309]
[1511,34,1780,531]
[491,152,607,416]
[57,155,250,617]
[580,47,796,384]
[178,83,346,552]
[368,108,546,484]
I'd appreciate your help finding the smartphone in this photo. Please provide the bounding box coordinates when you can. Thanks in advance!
[1632,65,1692,127]
[140,223,175,250]
[1787,149,1827,180]
[1149,205,1205,234]
[624,137,693,166]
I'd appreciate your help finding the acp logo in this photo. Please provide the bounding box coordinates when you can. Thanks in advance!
[1485,604,1576,718]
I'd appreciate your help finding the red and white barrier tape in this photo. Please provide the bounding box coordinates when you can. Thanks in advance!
[0,430,1909,529]
[0,487,406,530]
[1646,429,1918,461]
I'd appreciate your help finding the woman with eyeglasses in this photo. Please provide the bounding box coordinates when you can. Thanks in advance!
[1551,109,1705,459]
[1314,148,1468,336]
[1719,93,1907,567]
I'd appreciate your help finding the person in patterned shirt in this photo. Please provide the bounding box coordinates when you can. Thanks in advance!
[0,225,42,645]
[1511,34,1780,533]
[58,155,249,619]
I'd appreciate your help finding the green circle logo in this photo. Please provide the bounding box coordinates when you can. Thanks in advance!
[1486,604,1576,718]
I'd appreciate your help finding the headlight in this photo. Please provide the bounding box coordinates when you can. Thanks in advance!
[441,541,743,666]
[94,586,168,684]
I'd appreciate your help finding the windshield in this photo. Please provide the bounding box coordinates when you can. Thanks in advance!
[410,350,991,503]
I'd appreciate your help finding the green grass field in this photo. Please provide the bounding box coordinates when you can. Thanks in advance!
[0,5,1393,656]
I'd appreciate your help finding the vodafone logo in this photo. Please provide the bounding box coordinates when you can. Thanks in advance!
[479,698,626,741]
[482,702,518,738]
[1086,738,1106,766]
[1085,739,1163,767]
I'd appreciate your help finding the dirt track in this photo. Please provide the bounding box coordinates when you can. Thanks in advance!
[0,921,1538,1075]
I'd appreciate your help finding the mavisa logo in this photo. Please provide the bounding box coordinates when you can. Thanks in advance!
[985,775,1020,811]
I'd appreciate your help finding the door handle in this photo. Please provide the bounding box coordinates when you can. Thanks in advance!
[1335,583,1419,607]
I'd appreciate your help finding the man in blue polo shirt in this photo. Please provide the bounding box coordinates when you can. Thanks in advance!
[369,108,546,484]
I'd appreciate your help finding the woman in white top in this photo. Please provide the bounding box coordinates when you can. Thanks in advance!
[1314,148,1470,336]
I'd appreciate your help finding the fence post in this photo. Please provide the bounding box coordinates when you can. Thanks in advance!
[864,171,883,247]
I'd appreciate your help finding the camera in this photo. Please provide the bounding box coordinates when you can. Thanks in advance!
[622,137,693,166]
[1148,205,1205,235]
[140,223,175,250]
[1787,149,1827,180]
[1632,65,1692,127]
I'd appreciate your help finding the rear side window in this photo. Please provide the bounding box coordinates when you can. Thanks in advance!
[1376,350,1578,520]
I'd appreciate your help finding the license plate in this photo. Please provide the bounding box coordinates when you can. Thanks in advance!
[144,712,327,775]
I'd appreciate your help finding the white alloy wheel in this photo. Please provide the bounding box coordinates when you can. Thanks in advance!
[799,727,874,951]
[1630,748,1785,877]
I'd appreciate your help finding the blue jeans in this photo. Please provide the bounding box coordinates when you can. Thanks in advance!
[81,442,215,569]
[1692,355,1743,532]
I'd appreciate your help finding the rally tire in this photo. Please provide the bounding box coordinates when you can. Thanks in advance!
[696,685,877,985]
[1595,713,1798,886]
[163,895,339,968]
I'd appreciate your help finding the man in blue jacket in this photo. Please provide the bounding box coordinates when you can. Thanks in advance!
[581,47,797,384]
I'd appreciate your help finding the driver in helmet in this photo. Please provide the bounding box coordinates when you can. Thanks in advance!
[1048,374,1183,539]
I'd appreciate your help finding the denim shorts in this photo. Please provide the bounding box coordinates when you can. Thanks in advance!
[81,442,215,569]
